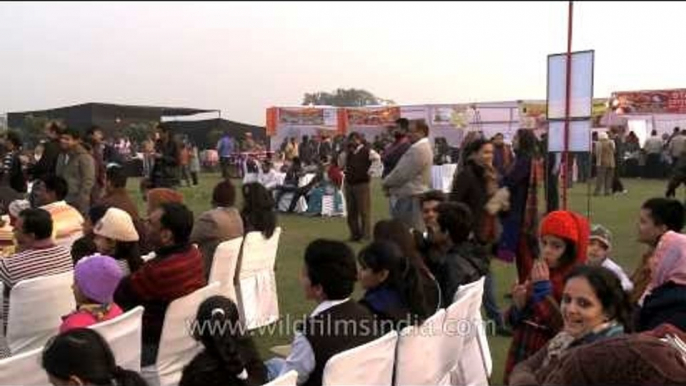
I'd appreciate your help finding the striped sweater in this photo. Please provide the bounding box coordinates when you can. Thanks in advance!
[0,240,73,324]
[114,243,205,349]
[41,201,84,247]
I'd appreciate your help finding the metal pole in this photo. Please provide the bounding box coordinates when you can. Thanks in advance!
[562,0,574,210]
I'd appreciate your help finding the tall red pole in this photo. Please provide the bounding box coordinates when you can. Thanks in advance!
[562,0,574,210]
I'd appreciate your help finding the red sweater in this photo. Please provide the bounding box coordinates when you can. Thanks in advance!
[114,244,205,347]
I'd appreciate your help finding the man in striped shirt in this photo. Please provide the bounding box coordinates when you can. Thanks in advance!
[33,175,84,248]
[0,208,73,323]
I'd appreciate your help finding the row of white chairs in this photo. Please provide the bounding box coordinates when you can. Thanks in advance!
[318,276,491,386]
[208,228,282,330]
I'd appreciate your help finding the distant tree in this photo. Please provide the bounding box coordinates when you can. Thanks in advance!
[15,115,54,148]
[123,121,156,144]
[302,88,395,107]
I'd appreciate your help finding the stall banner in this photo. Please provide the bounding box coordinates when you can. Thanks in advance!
[612,89,686,114]
[266,107,278,136]
[430,105,470,128]
[400,105,429,121]
[519,102,547,129]
[278,107,325,126]
[346,106,400,127]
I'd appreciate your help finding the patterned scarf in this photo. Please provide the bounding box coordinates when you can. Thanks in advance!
[543,321,624,367]
[77,303,113,322]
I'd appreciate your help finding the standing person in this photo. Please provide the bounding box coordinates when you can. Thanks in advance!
[27,121,63,181]
[492,132,514,177]
[383,120,433,232]
[190,144,201,186]
[217,131,235,179]
[85,126,107,204]
[343,132,373,242]
[668,128,686,168]
[179,142,192,187]
[594,131,616,196]
[55,128,96,215]
[498,129,540,284]
[450,138,509,333]
[150,123,180,189]
[542,134,561,214]
[610,128,627,194]
[1,131,27,194]
[644,130,664,179]
[381,118,411,179]
[284,137,298,162]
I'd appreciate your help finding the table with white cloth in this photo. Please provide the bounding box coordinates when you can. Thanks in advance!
[431,164,457,193]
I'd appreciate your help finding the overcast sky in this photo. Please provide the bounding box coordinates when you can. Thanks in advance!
[1,1,684,125]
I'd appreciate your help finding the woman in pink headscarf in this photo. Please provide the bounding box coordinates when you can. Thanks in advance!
[636,231,686,332]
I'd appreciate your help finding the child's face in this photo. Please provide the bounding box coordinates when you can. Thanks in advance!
[71,280,87,305]
[587,239,609,265]
[357,264,388,291]
[540,235,567,268]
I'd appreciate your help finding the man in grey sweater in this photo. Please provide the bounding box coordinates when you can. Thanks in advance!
[382,119,433,232]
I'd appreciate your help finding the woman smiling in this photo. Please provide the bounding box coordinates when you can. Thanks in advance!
[509,265,632,385]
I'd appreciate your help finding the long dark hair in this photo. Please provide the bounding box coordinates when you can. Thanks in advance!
[241,183,276,239]
[42,328,147,386]
[564,265,633,332]
[514,128,537,158]
[373,219,428,275]
[358,241,428,321]
[180,296,264,386]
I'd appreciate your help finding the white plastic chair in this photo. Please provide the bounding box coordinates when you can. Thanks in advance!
[322,330,398,386]
[395,309,447,386]
[440,294,472,385]
[262,370,298,386]
[0,346,49,385]
[236,228,282,330]
[452,277,490,386]
[141,282,221,386]
[208,237,244,303]
[90,306,144,372]
[7,271,75,355]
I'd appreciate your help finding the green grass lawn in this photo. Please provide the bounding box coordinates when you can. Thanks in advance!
[127,173,672,384]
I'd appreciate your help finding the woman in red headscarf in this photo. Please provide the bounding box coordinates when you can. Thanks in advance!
[503,210,589,384]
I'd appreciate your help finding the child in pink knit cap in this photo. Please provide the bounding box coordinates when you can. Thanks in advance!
[59,253,124,333]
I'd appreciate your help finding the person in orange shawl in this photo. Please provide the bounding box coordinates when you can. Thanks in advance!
[503,210,589,384]
[146,188,184,216]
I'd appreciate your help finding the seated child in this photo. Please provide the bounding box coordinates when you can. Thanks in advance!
[181,296,267,386]
[264,239,382,386]
[60,254,124,333]
[587,224,634,292]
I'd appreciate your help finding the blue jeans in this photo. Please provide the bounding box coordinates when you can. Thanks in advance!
[482,270,503,327]
[390,195,424,232]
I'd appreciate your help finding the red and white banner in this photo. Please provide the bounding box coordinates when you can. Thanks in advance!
[612,89,686,114]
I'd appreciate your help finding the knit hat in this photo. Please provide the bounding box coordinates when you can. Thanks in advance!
[590,224,613,250]
[147,188,184,211]
[74,254,123,304]
[93,208,139,242]
[540,210,590,265]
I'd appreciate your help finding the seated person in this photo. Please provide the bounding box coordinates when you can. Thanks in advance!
[430,202,489,306]
[60,253,124,333]
[114,202,206,366]
[0,208,72,321]
[71,204,111,264]
[358,240,428,329]
[146,188,184,217]
[33,175,84,247]
[413,190,447,263]
[93,207,143,275]
[257,160,280,192]
[190,180,244,279]
[587,224,634,292]
[304,157,344,216]
[42,328,148,386]
[180,296,267,386]
[264,239,382,386]
[273,157,305,211]
[241,183,277,239]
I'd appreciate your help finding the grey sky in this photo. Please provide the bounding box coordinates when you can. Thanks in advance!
[1,1,684,125]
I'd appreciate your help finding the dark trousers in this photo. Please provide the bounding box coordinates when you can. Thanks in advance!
[191,171,199,186]
[220,157,231,178]
[345,182,371,240]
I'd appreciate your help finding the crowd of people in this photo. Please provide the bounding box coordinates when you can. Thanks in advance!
[0,116,686,386]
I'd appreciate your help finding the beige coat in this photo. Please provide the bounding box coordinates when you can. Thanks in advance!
[595,138,616,168]
[190,207,244,279]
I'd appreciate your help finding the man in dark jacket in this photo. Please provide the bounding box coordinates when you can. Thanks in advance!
[381,118,411,178]
[344,132,373,241]
[28,122,62,181]
[55,128,95,215]
[150,123,180,189]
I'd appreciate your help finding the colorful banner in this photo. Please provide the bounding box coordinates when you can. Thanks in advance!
[611,89,686,114]
[266,107,278,136]
[430,105,470,128]
[346,106,400,127]
[278,108,325,126]
[518,102,547,129]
